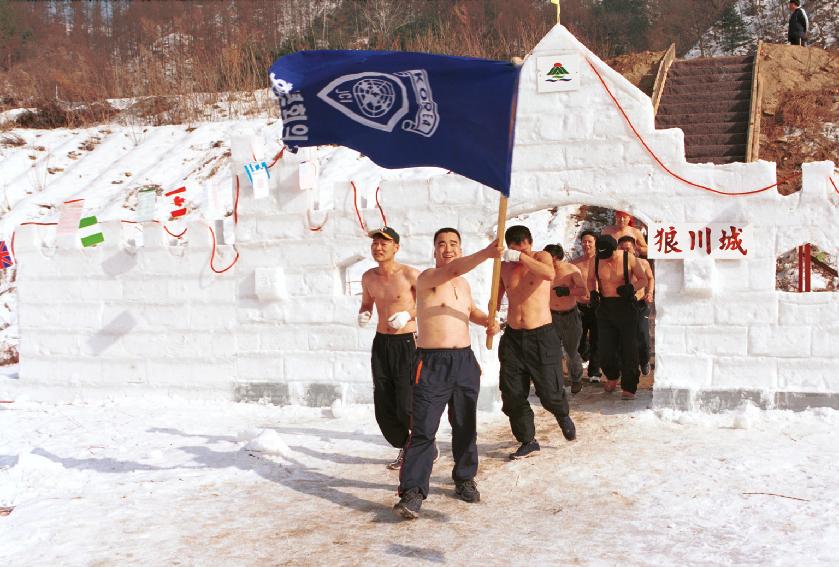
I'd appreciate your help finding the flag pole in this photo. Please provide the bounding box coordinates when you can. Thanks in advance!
[485,194,508,349]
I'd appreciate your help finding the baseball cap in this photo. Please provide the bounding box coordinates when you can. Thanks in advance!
[368,226,400,244]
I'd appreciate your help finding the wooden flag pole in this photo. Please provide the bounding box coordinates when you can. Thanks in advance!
[485,194,508,349]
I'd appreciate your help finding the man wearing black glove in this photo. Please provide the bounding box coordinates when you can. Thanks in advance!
[545,244,588,394]
[586,235,648,400]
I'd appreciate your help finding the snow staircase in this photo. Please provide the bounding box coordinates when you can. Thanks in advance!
[655,55,754,165]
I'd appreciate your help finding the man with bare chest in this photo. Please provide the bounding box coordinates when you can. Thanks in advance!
[572,230,602,382]
[544,244,588,394]
[497,226,576,461]
[618,236,655,376]
[587,235,649,400]
[358,227,420,469]
[602,211,648,257]
[394,228,500,519]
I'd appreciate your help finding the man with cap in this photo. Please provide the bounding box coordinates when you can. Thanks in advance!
[602,211,648,257]
[586,235,649,400]
[358,227,421,469]
[618,235,655,376]
[497,225,576,461]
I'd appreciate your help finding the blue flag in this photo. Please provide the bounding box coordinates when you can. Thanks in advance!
[268,50,520,197]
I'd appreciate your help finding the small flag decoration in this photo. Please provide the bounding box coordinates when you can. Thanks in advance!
[244,161,270,199]
[57,199,85,236]
[165,186,187,218]
[0,241,13,268]
[79,216,104,248]
[136,188,157,222]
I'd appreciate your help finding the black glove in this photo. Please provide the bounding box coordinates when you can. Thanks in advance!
[617,284,635,300]
[589,290,601,308]
[553,286,570,297]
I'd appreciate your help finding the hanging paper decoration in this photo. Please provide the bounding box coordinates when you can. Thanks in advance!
[298,161,318,192]
[244,161,270,199]
[136,188,157,222]
[0,241,13,269]
[79,216,104,248]
[165,186,187,218]
[56,199,85,236]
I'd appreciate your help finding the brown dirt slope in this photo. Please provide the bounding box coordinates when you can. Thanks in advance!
[606,50,666,96]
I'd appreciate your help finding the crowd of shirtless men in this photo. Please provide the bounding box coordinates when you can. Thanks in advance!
[357,211,654,519]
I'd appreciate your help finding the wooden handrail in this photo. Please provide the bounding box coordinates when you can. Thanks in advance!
[745,40,763,162]
[651,43,676,115]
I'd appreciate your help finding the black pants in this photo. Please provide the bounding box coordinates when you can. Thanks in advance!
[637,300,651,367]
[597,298,640,394]
[499,324,570,444]
[371,332,416,448]
[399,347,480,499]
[789,33,806,46]
[578,303,601,376]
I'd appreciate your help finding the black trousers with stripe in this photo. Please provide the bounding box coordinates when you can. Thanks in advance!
[398,347,481,499]
[371,332,416,448]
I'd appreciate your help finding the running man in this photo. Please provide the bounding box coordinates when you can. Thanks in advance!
[572,230,602,382]
[618,236,655,376]
[587,235,648,400]
[394,228,501,519]
[498,226,576,461]
[358,227,420,469]
[602,211,648,257]
[544,244,588,394]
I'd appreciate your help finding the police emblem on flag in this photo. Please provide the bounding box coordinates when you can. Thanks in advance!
[0,240,12,268]
[317,70,438,137]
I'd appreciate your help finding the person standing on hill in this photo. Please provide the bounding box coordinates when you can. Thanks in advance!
[787,1,809,46]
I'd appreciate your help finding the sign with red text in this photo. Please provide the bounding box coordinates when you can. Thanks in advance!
[648,223,751,259]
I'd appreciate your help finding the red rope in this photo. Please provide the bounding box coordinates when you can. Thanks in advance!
[350,181,367,232]
[306,209,330,232]
[163,225,188,238]
[586,59,794,197]
[374,185,387,226]
[207,225,239,274]
[233,175,240,224]
[830,176,838,194]
[267,147,286,169]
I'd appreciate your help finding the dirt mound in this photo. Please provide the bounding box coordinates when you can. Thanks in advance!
[606,50,666,96]
[758,44,839,194]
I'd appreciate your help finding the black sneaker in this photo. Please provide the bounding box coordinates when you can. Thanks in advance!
[641,362,651,376]
[571,382,583,394]
[510,440,540,460]
[393,487,423,519]
[454,479,481,503]
[560,416,576,441]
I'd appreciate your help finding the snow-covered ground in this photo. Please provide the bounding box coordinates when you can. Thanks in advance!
[2,387,837,566]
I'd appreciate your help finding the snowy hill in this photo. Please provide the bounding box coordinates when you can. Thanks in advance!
[686,0,838,57]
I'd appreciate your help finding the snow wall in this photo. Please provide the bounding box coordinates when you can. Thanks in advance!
[11,25,839,410]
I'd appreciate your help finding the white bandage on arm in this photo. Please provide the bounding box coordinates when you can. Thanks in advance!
[502,249,521,263]
[357,311,372,327]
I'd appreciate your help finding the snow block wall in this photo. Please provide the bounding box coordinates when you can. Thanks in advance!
[12,25,839,410]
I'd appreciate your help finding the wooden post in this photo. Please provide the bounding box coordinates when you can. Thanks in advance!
[485,195,508,349]
[556,0,560,24]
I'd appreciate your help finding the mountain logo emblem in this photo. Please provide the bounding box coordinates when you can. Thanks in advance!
[546,62,572,82]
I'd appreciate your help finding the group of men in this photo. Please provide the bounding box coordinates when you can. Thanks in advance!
[357,212,653,520]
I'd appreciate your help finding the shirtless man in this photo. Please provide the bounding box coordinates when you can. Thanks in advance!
[618,235,655,376]
[498,226,576,461]
[572,230,602,382]
[587,235,648,400]
[544,244,588,394]
[358,227,420,469]
[394,228,501,519]
[602,211,648,257]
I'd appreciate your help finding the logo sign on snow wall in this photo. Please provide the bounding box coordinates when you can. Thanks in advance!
[536,53,581,93]
[268,50,521,196]
[648,223,752,259]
